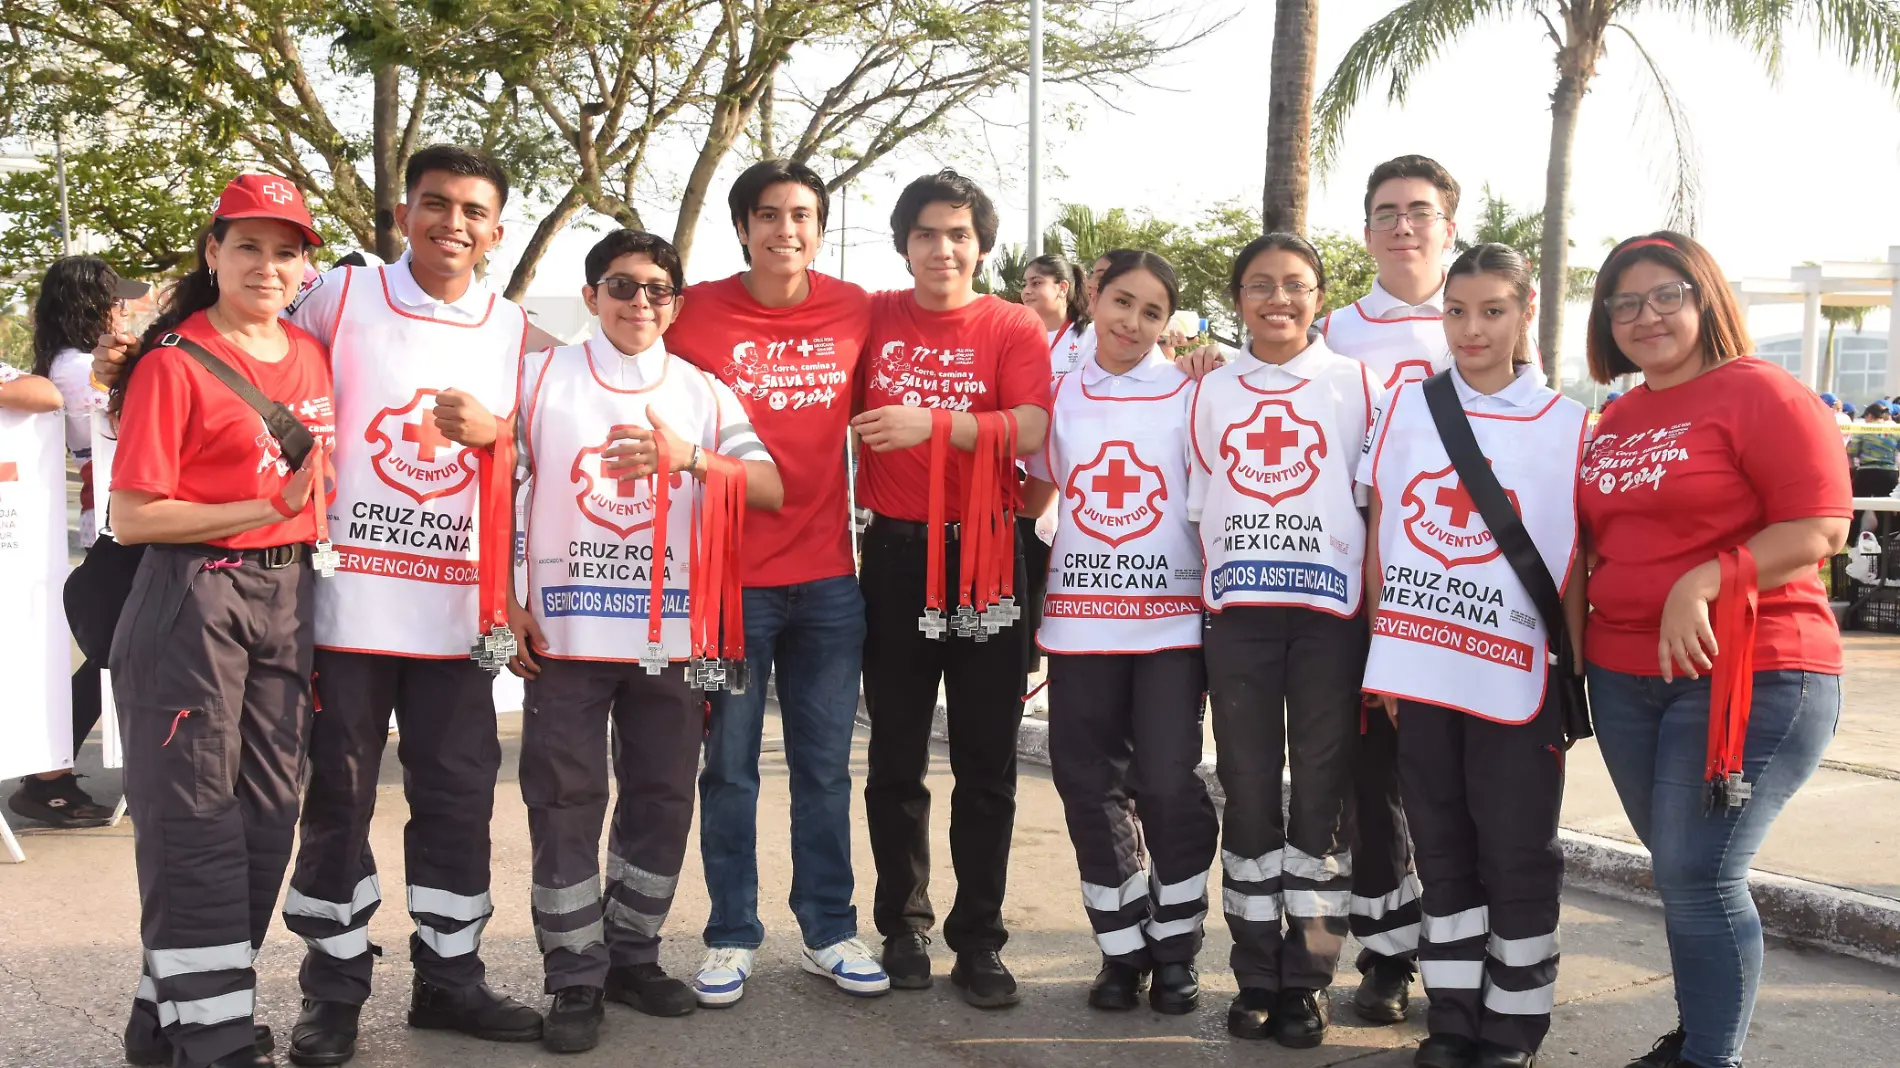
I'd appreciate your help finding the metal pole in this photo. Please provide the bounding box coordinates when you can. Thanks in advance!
[53,124,71,257]
[1027,0,1042,251]
[839,185,847,281]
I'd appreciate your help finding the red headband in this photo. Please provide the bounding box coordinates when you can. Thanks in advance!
[1623,237,1678,253]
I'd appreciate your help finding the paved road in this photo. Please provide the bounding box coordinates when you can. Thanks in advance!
[3,715,1897,1068]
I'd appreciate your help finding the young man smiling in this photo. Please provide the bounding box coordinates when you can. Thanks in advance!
[664,160,887,1006]
[1320,153,1464,1028]
[850,169,1051,1008]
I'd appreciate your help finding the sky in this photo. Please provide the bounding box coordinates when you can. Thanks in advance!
[495,1,1900,357]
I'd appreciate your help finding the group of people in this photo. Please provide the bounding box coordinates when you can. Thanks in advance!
[0,144,1851,1068]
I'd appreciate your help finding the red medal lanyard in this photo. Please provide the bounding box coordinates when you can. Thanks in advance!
[645,441,671,663]
[478,421,515,635]
[1705,547,1759,810]
[993,411,1018,611]
[718,455,747,666]
[698,458,728,666]
[959,414,995,619]
[923,410,952,632]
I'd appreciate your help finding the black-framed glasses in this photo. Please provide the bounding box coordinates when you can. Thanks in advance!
[1238,280,1316,302]
[1605,281,1694,324]
[595,277,679,305]
[1367,208,1447,232]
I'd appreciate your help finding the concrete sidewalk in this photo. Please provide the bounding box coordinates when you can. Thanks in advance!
[3,713,1898,1068]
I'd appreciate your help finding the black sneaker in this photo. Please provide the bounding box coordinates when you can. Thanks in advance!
[882,931,934,990]
[1226,987,1275,1040]
[1148,961,1199,1015]
[128,1023,274,1066]
[1415,1033,1480,1068]
[1625,1029,1686,1068]
[207,1048,273,1068]
[605,962,696,1017]
[287,998,359,1066]
[1353,955,1413,1023]
[1273,987,1330,1049]
[949,949,1019,1009]
[9,774,112,827]
[1475,1041,1535,1068]
[407,978,543,1042]
[1086,960,1144,1011]
[542,986,604,1053]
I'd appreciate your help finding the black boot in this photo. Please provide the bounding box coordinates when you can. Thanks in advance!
[288,999,359,1066]
[1625,1029,1686,1068]
[542,986,605,1053]
[1415,1033,1480,1068]
[605,962,696,1017]
[881,932,933,990]
[1086,961,1144,1011]
[207,1048,273,1068]
[129,1020,275,1067]
[407,978,543,1042]
[1148,961,1198,1015]
[1476,1042,1535,1068]
[1273,987,1330,1049]
[949,949,1019,1009]
[1353,955,1413,1023]
[1226,987,1275,1040]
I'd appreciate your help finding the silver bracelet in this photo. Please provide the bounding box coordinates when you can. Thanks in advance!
[689,444,701,473]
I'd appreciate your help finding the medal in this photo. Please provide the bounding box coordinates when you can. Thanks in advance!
[641,435,673,675]
[308,438,339,578]
[469,420,517,676]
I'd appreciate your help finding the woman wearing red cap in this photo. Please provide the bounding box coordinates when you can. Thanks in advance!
[107,174,336,1068]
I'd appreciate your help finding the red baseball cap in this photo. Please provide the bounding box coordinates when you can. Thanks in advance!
[210,173,324,247]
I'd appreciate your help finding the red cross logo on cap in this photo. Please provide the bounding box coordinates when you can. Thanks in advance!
[260,180,295,205]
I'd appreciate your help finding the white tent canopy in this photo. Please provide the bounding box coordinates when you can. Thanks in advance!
[1732,247,1900,393]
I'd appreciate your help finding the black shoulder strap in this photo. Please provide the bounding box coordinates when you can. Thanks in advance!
[1420,371,1567,642]
[157,333,313,470]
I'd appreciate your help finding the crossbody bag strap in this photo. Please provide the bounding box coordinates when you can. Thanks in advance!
[157,332,314,470]
[1420,371,1567,644]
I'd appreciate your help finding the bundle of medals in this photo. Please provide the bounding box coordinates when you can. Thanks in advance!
[918,409,1020,641]
[308,437,341,579]
[470,421,519,675]
[687,453,749,692]
[1704,547,1758,812]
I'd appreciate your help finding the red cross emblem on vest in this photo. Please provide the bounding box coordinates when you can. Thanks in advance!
[571,437,685,540]
[1399,464,1520,569]
[1219,397,1326,506]
[365,388,480,503]
[1064,440,1167,548]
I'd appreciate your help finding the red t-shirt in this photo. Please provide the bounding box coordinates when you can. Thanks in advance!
[669,272,872,587]
[112,311,337,550]
[1579,356,1851,675]
[855,291,1052,522]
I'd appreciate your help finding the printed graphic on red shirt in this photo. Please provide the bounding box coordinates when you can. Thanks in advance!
[570,439,685,540]
[866,338,984,412]
[1219,398,1327,505]
[365,389,478,503]
[1399,464,1518,569]
[1580,423,1692,496]
[724,338,849,413]
[1064,440,1167,548]
[1385,360,1437,390]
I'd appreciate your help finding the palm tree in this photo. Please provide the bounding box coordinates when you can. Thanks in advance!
[1313,2,1900,388]
[1263,0,1319,234]
[1457,184,1600,300]
[1820,302,1874,395]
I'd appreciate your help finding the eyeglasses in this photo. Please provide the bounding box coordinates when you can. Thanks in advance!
[1605,281,1694,324]
[595,277,680,305]
[1367,208,1447,232]
[1238,280,1316,302]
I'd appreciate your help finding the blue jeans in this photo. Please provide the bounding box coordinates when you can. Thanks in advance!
[1587,667,1840,1068]
[698,575,865,950]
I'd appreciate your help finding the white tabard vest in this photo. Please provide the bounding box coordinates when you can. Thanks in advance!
[1322,300,1450,391]
[1049,322,1095,377]
[521,339,729,662]
[1038,366,1203,654]
[1362,382,1588,722]
[315,266,528,657]
[1191,344,1377,617]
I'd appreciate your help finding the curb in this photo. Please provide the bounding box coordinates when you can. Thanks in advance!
[858,703,1900,969]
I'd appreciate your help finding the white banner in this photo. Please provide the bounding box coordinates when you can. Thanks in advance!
[0,410,73,779]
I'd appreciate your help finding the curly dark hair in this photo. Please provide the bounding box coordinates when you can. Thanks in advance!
[31,255,122,377]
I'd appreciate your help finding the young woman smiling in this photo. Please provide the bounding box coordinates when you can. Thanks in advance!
[1187,233,1381,1050]
[1020,253,1091,374]
[1579,232,1849,1068]
[1024,250,1215,1016]
[1361,244,1587,1068]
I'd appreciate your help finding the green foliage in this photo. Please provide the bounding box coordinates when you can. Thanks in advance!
[0,137,240,301]
[1309,230,1377,318]
[0,311,31,372]
[1454,184,1599,302]
[977,243,1031,301]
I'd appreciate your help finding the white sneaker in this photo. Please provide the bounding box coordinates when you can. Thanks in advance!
[800,937,892,997]
[693,947,756,1007]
